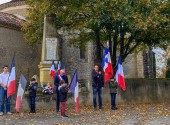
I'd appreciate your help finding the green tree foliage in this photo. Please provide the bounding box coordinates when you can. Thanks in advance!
[22,0,169,66]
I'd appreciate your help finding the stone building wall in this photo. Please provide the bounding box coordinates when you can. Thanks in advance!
[137,52,144,78]
[61,38,94,93]
[62,41,94,79]
[0,27,41,80]
[123,53,138,78]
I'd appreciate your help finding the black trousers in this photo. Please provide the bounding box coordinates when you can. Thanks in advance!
[110,93,117,108]
[29,96,36,113]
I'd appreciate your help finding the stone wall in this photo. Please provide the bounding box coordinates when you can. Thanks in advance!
[61,39,94,89]
[9,78,170,111]
[137,52,144,78]
[123,53,138,78]
[0,27,41,80]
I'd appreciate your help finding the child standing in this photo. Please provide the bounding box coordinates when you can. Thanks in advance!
[28,78,38,113]
[59,80,68,117]
[109,77,118,110]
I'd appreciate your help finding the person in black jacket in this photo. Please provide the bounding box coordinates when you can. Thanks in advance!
[92,64,104,110]
[28,78,38,113]
[54,69,68,112]
[59,80,68,117]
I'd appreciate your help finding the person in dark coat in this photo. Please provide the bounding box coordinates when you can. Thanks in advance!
[92,64,104,110]
[28,78,38,113]
[54,69,68,112]
[109,77,118,110]
[59,80,68,117]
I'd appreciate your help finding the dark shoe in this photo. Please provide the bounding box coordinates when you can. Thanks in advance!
[57,108,60,112]
[111,107,118,110]
[99,106,103,110]
[32,105,36,113]
[62,115,68,117]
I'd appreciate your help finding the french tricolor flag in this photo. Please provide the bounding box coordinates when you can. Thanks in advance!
[69,70,79,113]
[116,56,126,91]
[7,56,16,97]
[15,74,27,112]
[56,61,61,75]
[49,60,56,79]
[102,48,114,83]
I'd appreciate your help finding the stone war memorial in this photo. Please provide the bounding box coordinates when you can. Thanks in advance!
[0,0,170,124]
[39,16,61,84]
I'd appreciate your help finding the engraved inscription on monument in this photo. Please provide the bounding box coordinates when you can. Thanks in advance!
[46,38,59,60]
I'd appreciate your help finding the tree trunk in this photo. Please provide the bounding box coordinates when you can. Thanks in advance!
[120,24,125,61]
[112,30,118,70]
[94,30,102,64]
[108,33,112,56]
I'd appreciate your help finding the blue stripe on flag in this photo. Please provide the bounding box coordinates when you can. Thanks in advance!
[69,69,78,93]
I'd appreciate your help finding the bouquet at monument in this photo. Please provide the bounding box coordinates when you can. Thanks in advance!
[41,83,54,94]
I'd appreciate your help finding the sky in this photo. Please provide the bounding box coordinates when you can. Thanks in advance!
[0,0,11,5]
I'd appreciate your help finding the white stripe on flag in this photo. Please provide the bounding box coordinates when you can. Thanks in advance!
[74,81,78,102]
[7,67,15,87]
[17,84,24,97]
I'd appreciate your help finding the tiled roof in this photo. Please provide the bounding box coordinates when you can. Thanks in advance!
[0,12,25,30]
[0,1,25,10]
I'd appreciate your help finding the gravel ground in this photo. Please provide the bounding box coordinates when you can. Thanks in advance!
[0,103,170,125]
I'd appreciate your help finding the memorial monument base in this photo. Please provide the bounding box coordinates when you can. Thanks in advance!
[39,61,55,84]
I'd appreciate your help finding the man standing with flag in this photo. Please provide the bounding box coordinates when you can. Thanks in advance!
[92,64,104,110]
[0,65,12,116]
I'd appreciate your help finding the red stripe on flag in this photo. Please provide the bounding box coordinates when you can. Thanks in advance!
[50,70,55,78]
[57,70,60,75]
[104,62,113,83]
[15,96,22,112]
[75,97,79,113]
[118,74,126,91]
[7,80,16,97]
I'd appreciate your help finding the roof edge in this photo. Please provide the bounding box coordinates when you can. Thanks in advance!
[0,1,26,11]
